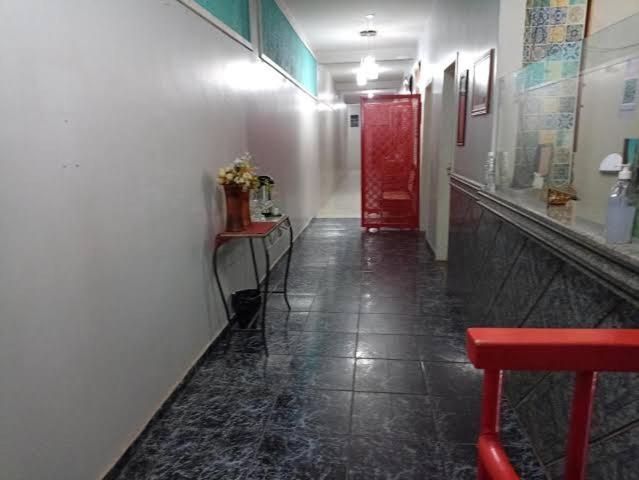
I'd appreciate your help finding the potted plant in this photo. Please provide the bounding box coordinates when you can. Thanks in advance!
[217,153,260,232]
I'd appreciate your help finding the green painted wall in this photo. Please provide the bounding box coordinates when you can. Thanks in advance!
[261,0,318,96]
[194,0,251,41]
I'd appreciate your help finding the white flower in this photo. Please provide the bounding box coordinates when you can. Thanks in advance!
[225,173,234,181]
[218,168,226,177]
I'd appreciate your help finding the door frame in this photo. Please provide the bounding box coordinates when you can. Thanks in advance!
[427,58,458,261]
[360,94,422,230]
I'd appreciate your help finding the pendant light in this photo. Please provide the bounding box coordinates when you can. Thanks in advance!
[355,14,379,86]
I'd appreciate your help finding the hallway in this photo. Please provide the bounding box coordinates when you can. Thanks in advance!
[318,171,361,219]
[111,220,544,479]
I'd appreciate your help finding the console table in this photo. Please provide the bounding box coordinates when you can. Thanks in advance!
[212,216,293,355]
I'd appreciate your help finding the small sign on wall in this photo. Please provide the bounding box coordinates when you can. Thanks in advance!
[350,114,360,128]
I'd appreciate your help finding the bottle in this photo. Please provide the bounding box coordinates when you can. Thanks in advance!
[606,165,636,244]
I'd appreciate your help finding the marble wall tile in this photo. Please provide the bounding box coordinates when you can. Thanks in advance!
[473,222,527,323]
[485,239,561,329]
[523,264,619,329]
[465,211,503,319]
[548,424,639,480]
[512,266,621,459]
[591,302,639,440]
[515,371,573,463]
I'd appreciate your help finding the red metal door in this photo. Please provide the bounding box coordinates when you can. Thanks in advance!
[361,94,421,229]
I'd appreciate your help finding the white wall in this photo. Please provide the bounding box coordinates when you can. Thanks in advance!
[417,0,500,185]
[316,66,343,206]
[572,8,639,227]
[416,0,500,257]
[494,0,526,187]
[0,1,338,479]
[589,0,639,33]
[346,104,362,172]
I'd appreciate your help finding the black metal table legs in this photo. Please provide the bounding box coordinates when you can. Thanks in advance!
[211,218,294,356]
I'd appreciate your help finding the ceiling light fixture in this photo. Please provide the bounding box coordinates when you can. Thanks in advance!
[357,68,368,87]
[355,14,380,87]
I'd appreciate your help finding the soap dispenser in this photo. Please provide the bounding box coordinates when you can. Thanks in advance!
[606,165,636,244]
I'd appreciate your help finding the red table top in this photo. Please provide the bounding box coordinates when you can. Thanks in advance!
[215,216,288,246]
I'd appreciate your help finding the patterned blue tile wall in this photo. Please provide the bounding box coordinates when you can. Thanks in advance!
[511,0,588,188]
[448,182,639,479]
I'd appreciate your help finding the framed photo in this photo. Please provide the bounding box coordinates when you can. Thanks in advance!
[457,70,469,146]
[471,49,494,116]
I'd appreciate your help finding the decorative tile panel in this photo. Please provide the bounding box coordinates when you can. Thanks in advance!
[512,0,588,188]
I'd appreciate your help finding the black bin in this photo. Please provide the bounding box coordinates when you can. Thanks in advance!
[231,289,262,328]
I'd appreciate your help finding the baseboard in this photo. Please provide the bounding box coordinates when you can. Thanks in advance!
[101,324,229,480]
[101,217,312,479]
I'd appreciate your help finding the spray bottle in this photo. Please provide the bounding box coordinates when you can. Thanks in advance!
[606,165,636,244]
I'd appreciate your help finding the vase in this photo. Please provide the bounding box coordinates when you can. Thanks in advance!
[223,184,244,232]
[241,190,251,228]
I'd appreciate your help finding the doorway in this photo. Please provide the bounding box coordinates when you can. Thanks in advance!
[361,94,421,229]
[425,60,457,260]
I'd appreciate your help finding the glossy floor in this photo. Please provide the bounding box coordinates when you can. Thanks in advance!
[110,219,545,479]
[318,171,361,219]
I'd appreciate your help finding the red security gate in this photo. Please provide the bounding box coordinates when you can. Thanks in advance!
[361,94,421,229]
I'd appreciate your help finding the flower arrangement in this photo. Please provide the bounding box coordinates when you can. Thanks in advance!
[217,153,260,191]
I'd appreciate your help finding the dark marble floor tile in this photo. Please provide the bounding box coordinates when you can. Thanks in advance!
[358,313,430,335]
[310,295,361,313]
[286,277,324,295]
[191,353,294,388]
[111,424,175,480]
[294,332,357,357]
[248,430,349,480]
[128,427,259,480]
[422,314,470,337]
[314,284,362,297]
[266,311,309,332]
[355,359,427,394]
[360,296,422,315]
[443,443,546,480]
[218,330,301,355]
[267,294,315,312]
[356,334,420,360]
[269,388,352,435]
[169,385,277,433]
[420,296,465,317]
[361,283,419,299]
[349,436,445,479]
[432,395,480,444]
[423,362,483,398]
[418,335,469,363]
[288,356,355,390]
[351,392,437,440]
[442,444,477,480]
[304,312,359,333]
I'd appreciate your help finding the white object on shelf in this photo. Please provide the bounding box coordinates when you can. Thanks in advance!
[599,153,623,172]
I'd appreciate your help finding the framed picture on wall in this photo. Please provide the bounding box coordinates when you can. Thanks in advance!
[471,49,494,116]
[457,70,469,146]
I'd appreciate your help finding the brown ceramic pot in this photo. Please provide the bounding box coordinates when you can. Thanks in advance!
[241,190,251,228]
[223,184,244,232]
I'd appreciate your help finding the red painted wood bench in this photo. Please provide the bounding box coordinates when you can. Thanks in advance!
[466,328,639,480]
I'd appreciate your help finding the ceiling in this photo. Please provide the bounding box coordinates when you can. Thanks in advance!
[280,0,432,102]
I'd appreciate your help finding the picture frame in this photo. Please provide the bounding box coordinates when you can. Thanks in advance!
[457,70,469,146]
[471,49,494,116]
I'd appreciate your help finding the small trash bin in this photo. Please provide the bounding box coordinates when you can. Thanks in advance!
[231,289,262,328]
